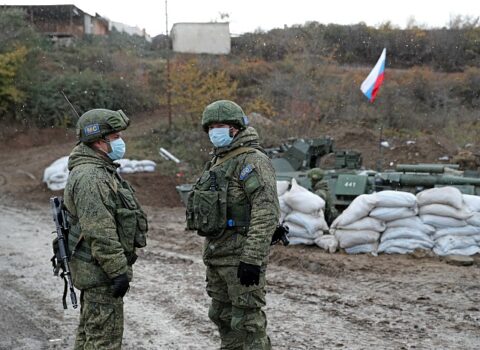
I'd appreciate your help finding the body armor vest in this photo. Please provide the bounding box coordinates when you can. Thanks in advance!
[187,147,257,238]
[67,173,148,289]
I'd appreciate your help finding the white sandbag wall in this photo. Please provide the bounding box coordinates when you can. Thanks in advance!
[43,156,157,191]
[416,187,480,256]
[276,179,480,257]
[115,159,157,173]
[330,194,384,255]
[375,191,434,254]
[43,156,69,191]
[278,179,328,246]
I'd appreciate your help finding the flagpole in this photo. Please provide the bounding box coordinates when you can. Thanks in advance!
[360,48,387,172]
[376,124,384,172]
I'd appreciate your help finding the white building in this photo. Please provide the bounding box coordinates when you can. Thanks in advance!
[171,22,230,55]
[110,21,152,42]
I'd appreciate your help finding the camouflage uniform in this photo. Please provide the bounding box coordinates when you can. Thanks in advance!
[187,101,280,350]
[64,109,147,350]
[308,168,338,225]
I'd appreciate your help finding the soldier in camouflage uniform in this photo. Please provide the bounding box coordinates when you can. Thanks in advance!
[187,100,280,349]
[63,109,148,350]
[307,168,338,224]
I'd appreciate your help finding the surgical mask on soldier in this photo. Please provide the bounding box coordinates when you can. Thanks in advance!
[208,127,233,148]
[107,138,126,160]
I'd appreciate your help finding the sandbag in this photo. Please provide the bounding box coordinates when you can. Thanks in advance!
[314,235,338,253]
[374,190,417,208]
[369,206,418,221]
[418,204,473,220]
[345,243,378,255]
[284,221,311,239]
[331,194,378,228]
[432,225,480,240]
[466,212,480,227]
[43,156,70,191]
[285,211,328,234]
[433,235,480,256]
[282,178,325,214]
[287,237,316,245]
[334,229,380,249]
[278,195,292,216]
[380,227,433,244]
[276,181,290,197]
[332,216,386,232]
[387,216,435,234]
[378,239,434,253]
[463,194,480,212]
[115,159,157,173]
[378,246,417,254]
[420,214,467,228]
[416,186,464,209]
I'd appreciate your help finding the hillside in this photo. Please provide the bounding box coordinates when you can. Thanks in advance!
[0,8,479,177]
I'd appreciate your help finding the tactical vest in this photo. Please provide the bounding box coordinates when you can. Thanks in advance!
[186,147,257,238]
[67,173,148,290]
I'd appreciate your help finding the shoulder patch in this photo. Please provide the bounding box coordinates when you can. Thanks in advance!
[84,123,101,136]
[239,164,254,180]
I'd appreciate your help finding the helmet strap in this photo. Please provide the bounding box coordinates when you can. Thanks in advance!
[102,136,113,153]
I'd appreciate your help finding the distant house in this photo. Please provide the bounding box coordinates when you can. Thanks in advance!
[171,22,231,55]
[1,4,109,40]
[110,21,152,42]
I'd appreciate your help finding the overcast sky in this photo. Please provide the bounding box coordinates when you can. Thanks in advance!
[2,0,479,36]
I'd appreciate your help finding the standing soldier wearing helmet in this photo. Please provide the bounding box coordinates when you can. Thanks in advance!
[307,167,338,224]
[63,109,148,349]
[187,100,280,349]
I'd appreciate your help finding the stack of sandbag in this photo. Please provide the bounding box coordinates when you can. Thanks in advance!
[43,156,69,191]
[279,179,328,245]
[375,191,433,254]
[115,159,156,173]
[417,187,479,256]
[330,194,384,254]
[277,180,290,223]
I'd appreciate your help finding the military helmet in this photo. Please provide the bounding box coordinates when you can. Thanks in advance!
[76,109,130,143]
[201,100,248,132]
[307,168,325,181]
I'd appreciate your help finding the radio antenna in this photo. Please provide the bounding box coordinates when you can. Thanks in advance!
[60,90,80,119]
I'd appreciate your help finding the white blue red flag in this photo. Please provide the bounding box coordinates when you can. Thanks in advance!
[360,48,386,102]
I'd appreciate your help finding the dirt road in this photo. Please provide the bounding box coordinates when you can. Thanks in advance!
[0,125,479,349]
[1,201,480,350]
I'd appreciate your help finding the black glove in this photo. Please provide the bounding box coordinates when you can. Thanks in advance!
[237,261,261,287]
[111,273,130,298]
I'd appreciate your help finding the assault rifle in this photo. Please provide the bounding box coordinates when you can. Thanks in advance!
[50,196,78,309]
[271,224,290,246]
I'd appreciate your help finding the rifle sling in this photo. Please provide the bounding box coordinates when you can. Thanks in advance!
[213,147,257,167]
[71,233,84,258]
[60,272,68,309]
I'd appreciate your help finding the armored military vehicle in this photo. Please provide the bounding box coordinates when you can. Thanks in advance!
[176,137,480,213]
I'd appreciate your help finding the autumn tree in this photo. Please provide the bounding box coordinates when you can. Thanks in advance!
[0,46,27,118]
[164,58,237,124]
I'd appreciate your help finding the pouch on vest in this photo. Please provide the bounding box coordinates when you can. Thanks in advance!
[115,184,147,264]
[116,179,148,247]
[186,169,228,237]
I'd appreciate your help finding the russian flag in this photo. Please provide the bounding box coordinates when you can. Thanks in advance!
[360,48,386,102]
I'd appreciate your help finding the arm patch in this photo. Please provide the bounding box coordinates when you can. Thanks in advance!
[244,172,262,195]
[239,164,254,180]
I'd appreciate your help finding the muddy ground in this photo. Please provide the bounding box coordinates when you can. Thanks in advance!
[1,124,480,349]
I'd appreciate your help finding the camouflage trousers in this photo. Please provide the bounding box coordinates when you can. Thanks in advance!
[74,286,124,350]
[206,265,271,350]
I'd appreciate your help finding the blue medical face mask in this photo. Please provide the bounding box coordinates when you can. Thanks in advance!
[208,127,233,148]
[107,138,126,160]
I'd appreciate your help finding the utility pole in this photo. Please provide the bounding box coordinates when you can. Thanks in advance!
[165,0,172,129]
